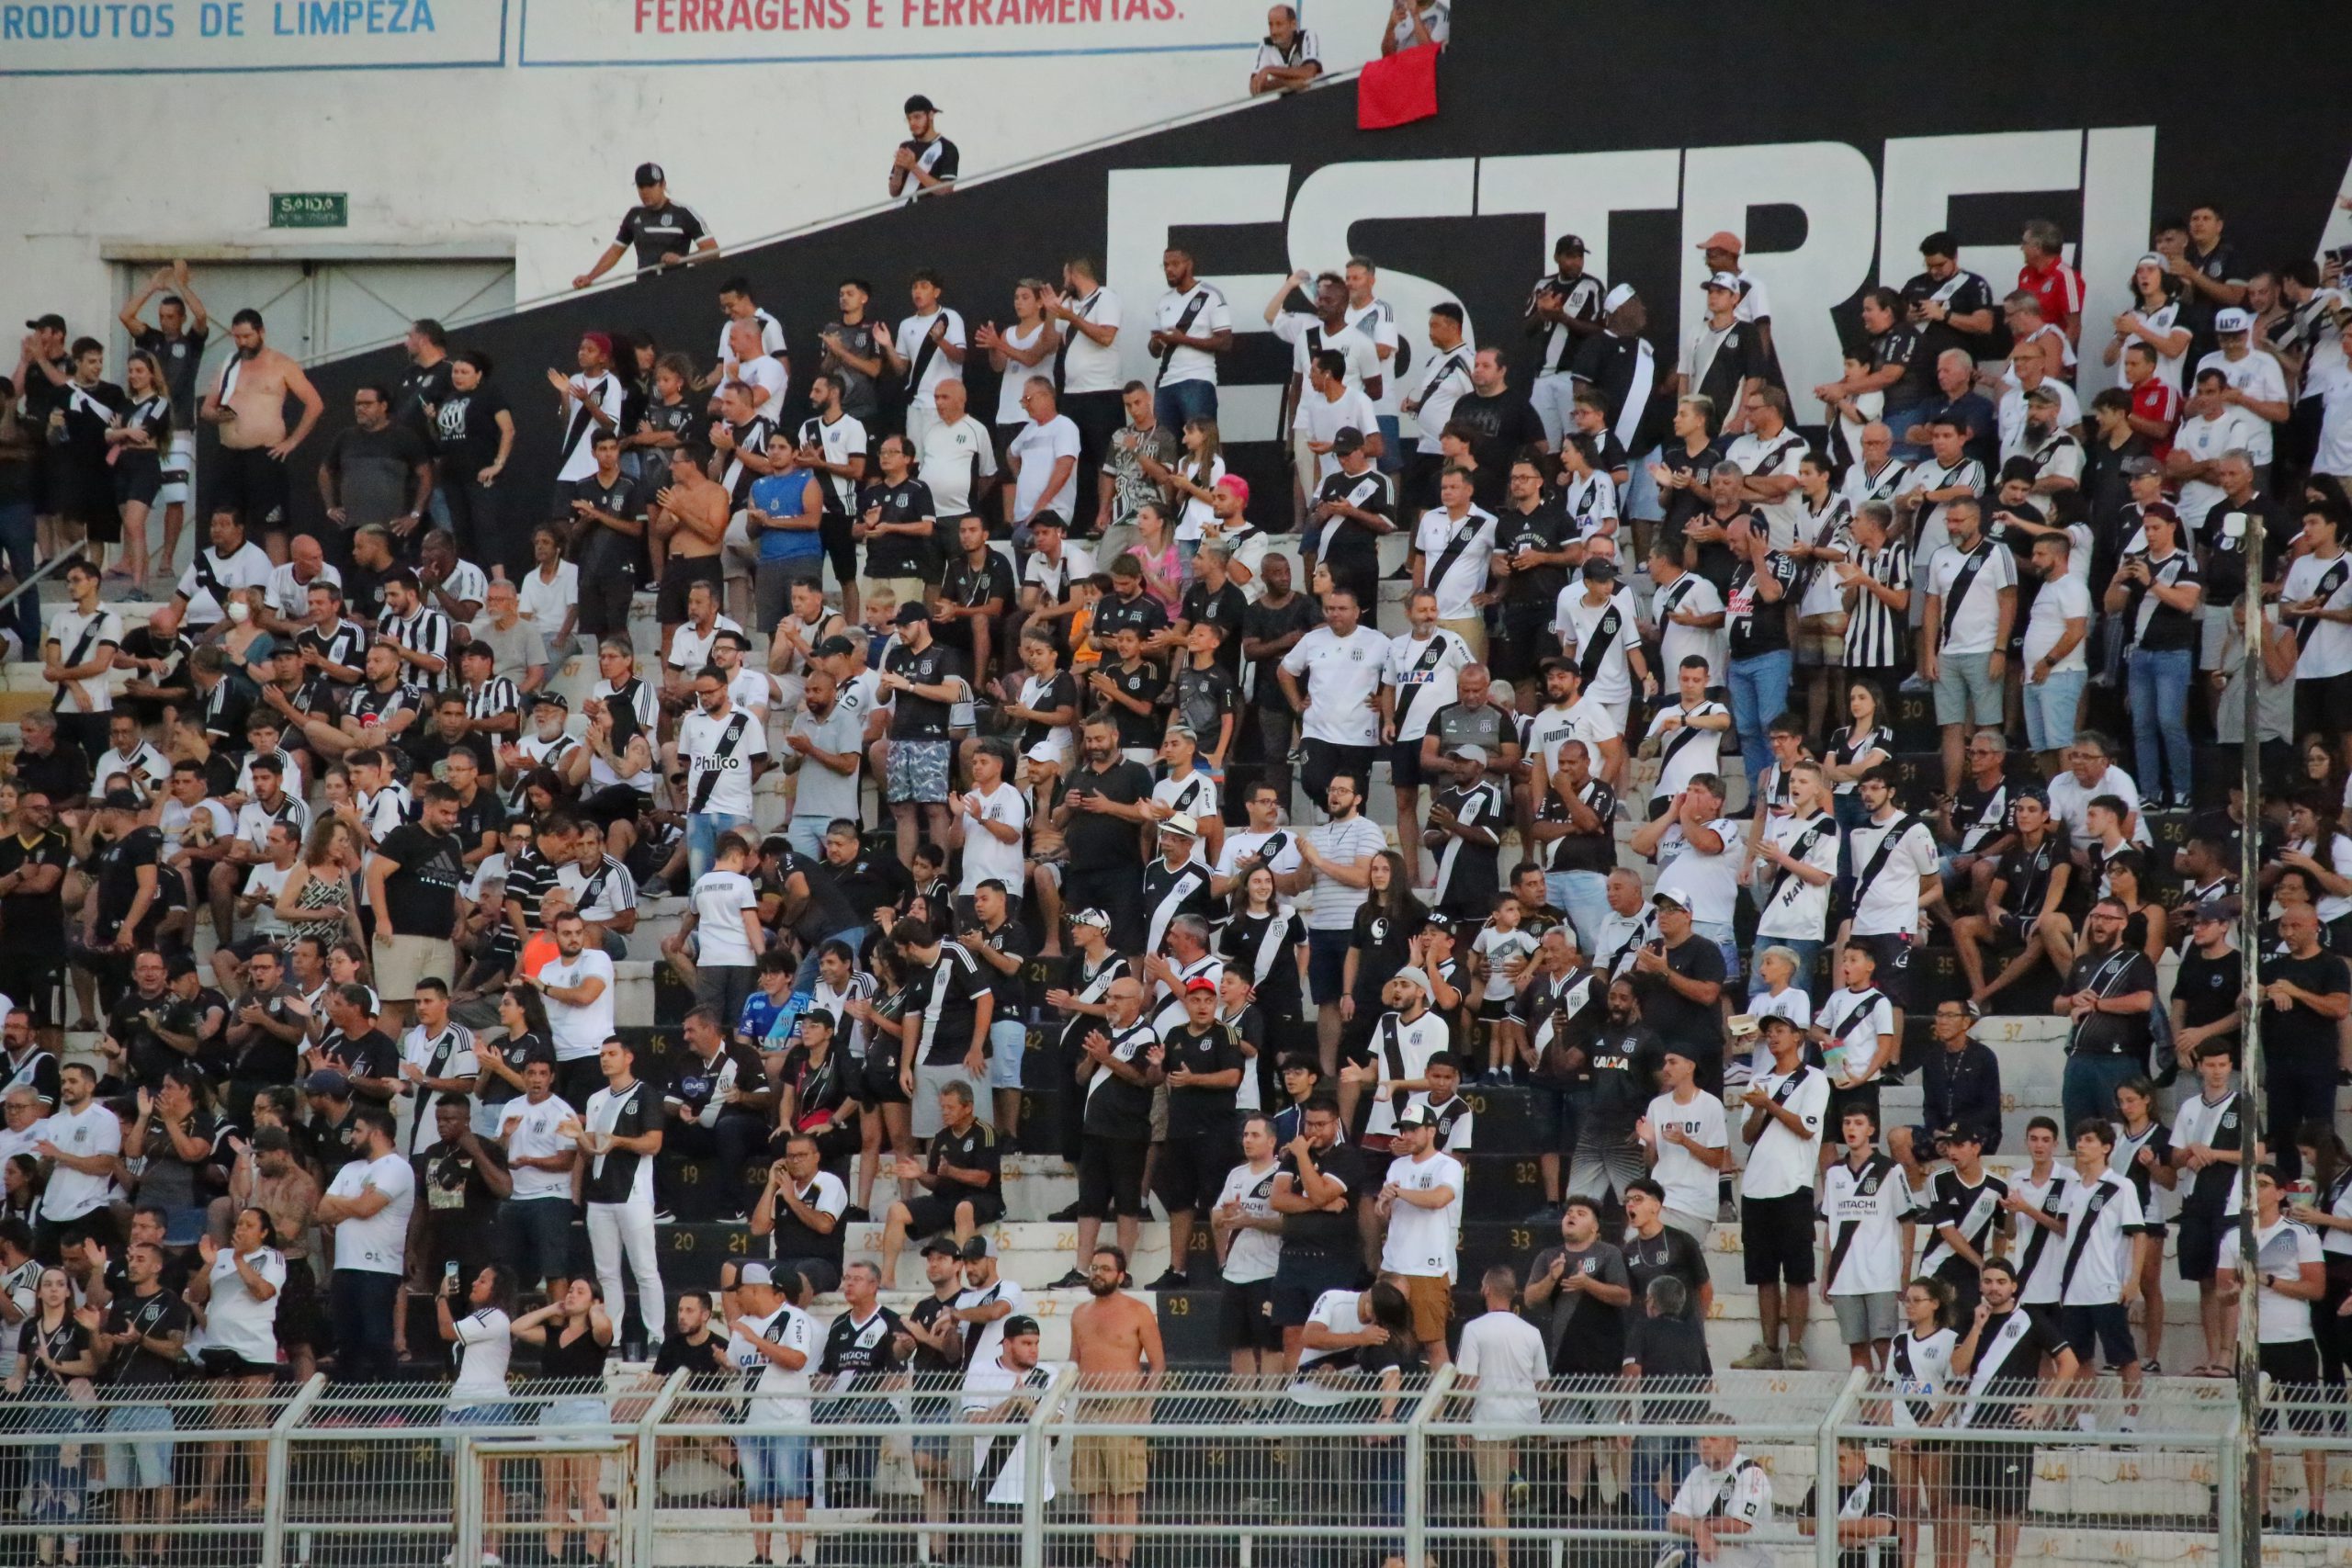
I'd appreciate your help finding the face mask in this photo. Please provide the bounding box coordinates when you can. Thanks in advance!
[227,601,252,626]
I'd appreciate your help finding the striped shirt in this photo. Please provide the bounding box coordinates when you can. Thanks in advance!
[560,853,638,925]
[497,847,562,958]
[463,677,520,728]
[1841,542,1912,669]
[381,604,454,687]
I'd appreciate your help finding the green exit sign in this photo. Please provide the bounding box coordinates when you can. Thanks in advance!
[269,192,348,229]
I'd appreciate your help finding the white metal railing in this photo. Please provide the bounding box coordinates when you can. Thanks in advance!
[0,1367,2269,1565]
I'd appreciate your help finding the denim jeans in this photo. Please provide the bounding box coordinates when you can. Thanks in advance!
[1727,649,1793,794]
[1693,919,1742,985]
[686,810,753,883]
[2126,644,2193,799]
[2062,1052,2141,1138]
[1551,869,1611,956]
[329,1268,402,1383]
[1154,378,1218,433]
[796,924,867,996]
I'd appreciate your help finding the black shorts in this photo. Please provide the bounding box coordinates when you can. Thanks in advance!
[1851,931,1915,1010]
[0,953,67,1029]
[2176,1209,2226,1281]
[656,553,725,625]
[1153,1127,1239,1218]
[1388,738,1433,791]
[1077,1136,1148,1221]
[1992,909,2037,945]
[2258,1340,2324,1432]
[903,1190,1004,1235]
[275,1256,327,1349]
[575,558,638,640]
[1951,1440,2036,1517]
[1221,1277,1283,1353]
[2297,673,2352,740]
[863,1058,910,1106]
[1489,607,1554,685]
[1271,1248,1360,1328]
[209,445,289,531]
[819,513,857,588]
[2059,1302,2138,1370]
[1740,1190,1817,1286]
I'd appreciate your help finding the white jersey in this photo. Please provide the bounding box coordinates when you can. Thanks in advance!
[1653,819,1743,927]
[1818,1154,1912,1296]
[499,1095,579,1201]
[1383,628,1474,743]
[1738,1065,1829,1200]
[2054,1168,2147,1307]
[1280,625,1392,747]
[1378,1150,1464,1280]
[43,606,123,714]
[1643,701,1729,801]
[893,309,967,404]
[689,869,761,968]
[1412,506,1499,620]
[449,1306,514,1402]
[1645,1089,1727,1219]
[1844,812,1939,937]
[1153,284,1231,388]
[2193,349,2287,463]
[1887,1326,1959,1430]
[1815,986,1894,1086]
[1648,571,1726,686]
[1552,588,1641,705]
[1215,1161,1283,1283]
[1668,1455,1774,1568]
[324,1152,414,1275]
[677,704,767,818]
[2222,1217,2324,1344]
[1754,809,1839,941]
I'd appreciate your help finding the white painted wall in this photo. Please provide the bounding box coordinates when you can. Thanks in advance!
[1,0,1386,350]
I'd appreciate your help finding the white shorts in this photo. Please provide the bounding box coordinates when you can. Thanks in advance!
[722,511,755,578]
[157,431,197,508]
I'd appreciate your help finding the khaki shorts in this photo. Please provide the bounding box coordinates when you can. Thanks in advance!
[1472,1437,1518,1494]
[1435,615,1488,660]
[371,932,454,1002]
[1796,612,1847,667]
[1401,1273,1454,1348]
[1070,1433,1148,1496]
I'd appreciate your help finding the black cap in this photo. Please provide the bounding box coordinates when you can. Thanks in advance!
[532,690,570,710]
[633,162,666,187]
[905,94,940,115]
[895,603,931,626]
[1331,426,1366,456]
[1581,556,1620,581]
[813,635,858,659]
[24,313,65,333]
[1555,234,1588,255]
[918,1234,961,1258]
[1002,1314,1042,1340]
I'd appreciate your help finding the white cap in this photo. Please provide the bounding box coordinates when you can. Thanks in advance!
[1602,281,1637,313]
[2214,306,2254,333]
[1704,270,1742,292]
[1163,812,1199,838]
[1393,967,1433,998]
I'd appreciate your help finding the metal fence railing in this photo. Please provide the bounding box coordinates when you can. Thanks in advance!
[0,1368,2294,1565]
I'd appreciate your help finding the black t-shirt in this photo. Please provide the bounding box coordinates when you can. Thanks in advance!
[132,324,209,424]
[927,1119,1002,1209]
[1654,443,1723,539]
[94,825,164,942]
[1314,468,1396,576]
[1801,1464,1899,1568]
[1018,671,1080,753]
[1177,581,1250,679]
[823,320,888,422]
[858,478,939,581]
[1623,1311,1712,1387]
[1532,1240,1631,1374]
[1633,935,1726,1063]
[1871,321,1934,404]
[1622,1224,1709,1321]
[828,852,913,926]
[1243,593,1321,716]
[573,469,647,579]
[582,1079,657,1205]
[1492,501,1570,610]
[910,945,990,1066]
[1220,908,1306,1020]
[1900,268,1997,366]
[15,1315,90,1392]
[11,744,91,809]
[2063,947,2158,1060]
[1167,664,1237,751]
[1583,1022,1660,1131]
[884,640,961,741]
[652,1330,732,1386]
[2262,949,2349,1068]
[1063,759,1151,866]
[1091,588,1169,649]
[771,849,861,946]
[396,357,458,441]
[416,1135,504,1263]
[1276,1140,1364,1256]
[320,1027,398,1089]
[106,986,184,1089]
[2173,947,2242,1036]
[1349,901,1425,1001]
[1992,836,2062,919]
[0,829,71,958]
[905,1292,965,1378]
[1162,1021,1244,1135]
[962,919,1035,1017]
[375,823,465,939]
[1081,1021,1159,1140]
[101,1288,193,1386]
[1725,551,1798,659]
[937,552,1017,655]
[615,200,709,269]
[1445,390,1547,511]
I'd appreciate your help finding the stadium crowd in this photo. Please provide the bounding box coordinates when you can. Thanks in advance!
[2,133,2352,1562]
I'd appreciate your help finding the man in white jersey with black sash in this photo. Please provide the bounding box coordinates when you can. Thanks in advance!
[1401,303,1476,508]
[1996,1116,2071,1330]
[2052,1120,2150,1428]
[673,664,769,884]
[1948,1257,2075,1568]
[1148,248,1233,431]
[1914,1124,2007,1315]
[1817,1105,1912,1370]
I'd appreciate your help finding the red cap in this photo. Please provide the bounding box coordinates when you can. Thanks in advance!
[1695,230,1744,254]
[1182,976,1217,994]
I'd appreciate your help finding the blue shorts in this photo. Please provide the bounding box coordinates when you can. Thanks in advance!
[988,1018,1028,1090]
[1306,929,1351,1007]
[442,1397,527,1457]
[102,1404,174,1488]
[2059,1303,2139,1371]
[739,1430,813,1505]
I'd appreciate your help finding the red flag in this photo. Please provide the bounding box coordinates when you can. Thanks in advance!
[1356,42,1440,130]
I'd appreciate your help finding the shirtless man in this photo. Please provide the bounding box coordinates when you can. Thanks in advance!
[1068,1245,1164,1568]
[197,309,323,561]
[653,445,729,663]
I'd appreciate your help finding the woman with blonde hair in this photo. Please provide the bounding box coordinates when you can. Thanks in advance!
[104,348,173,584]
[274,818,364,952]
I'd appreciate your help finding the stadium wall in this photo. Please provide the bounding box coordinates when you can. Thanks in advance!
[0,0,1391,333]
[67,0,2352,528]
